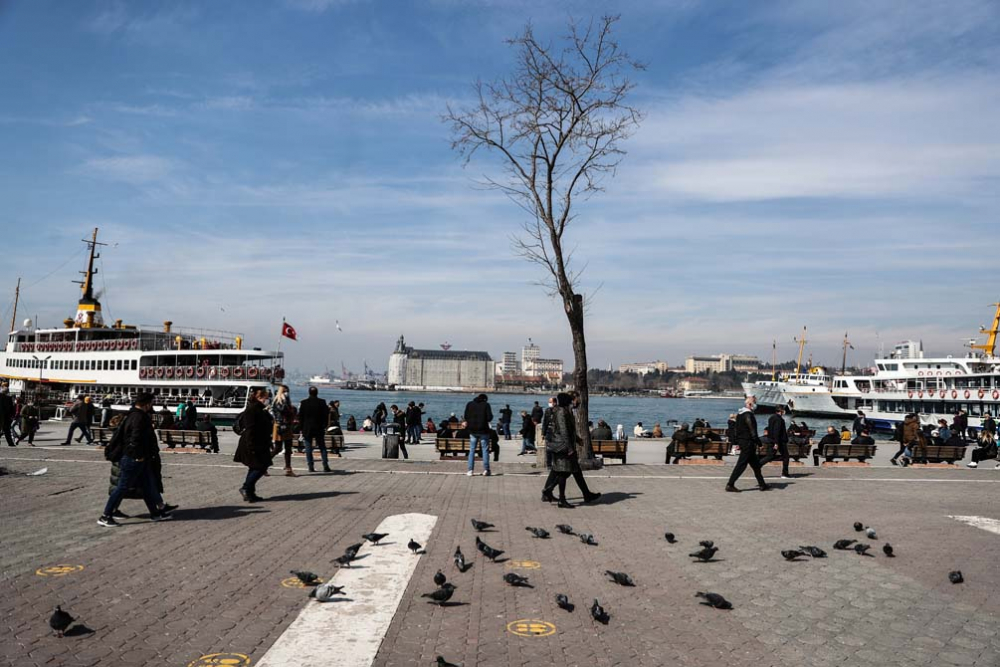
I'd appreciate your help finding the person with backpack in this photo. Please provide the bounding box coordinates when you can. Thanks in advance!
[234,388,274,501]
[270,385,297,477]
[98,393,172,527]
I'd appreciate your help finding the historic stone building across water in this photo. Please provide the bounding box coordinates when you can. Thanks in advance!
[387,335,495,391]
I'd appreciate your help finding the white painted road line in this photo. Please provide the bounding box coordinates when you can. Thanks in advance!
[256,512,438,667]
[949,515,1000,535]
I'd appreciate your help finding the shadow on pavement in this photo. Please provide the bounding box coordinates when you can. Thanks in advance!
[584,491,643,505]
[170,506,269,521]
[265,490,358,502]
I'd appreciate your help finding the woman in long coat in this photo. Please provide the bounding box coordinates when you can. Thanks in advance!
[540,394,577,508]
[234,388,274,502]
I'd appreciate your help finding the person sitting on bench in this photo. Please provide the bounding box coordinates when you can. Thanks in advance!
[817,426,840,458]
[667,423,692,464]
[633,422,652,438]
[591,420,613,441]
[851,428,875,446]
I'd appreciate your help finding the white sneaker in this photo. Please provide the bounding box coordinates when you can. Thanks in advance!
[994,463,1000,469]
[967,461,978,468]
[466,470,474,477]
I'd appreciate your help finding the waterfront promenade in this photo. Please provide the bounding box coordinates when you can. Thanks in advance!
[2,429,998,667]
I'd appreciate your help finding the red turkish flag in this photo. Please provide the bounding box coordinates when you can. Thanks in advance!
[281,322,298,341]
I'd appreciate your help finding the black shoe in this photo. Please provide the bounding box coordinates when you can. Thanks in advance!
[758,484,770,491]
[323,467,332,473]
[239,488,250,502]
[557,499,574,509]
[249,494,264,502]
[112,509,130,519]
[308,466,315,473]
[541,491,555,503]
[60,442,71,446]
[725,485,741,493]
[97,515,121,528]
[890,459,898,466]
[583,492,602,503]
[161,504,179,513]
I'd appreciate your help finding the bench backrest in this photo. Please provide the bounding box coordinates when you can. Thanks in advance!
[826,443,876,456]
[592,439,627,454]
[678,440,727,454]
[436,438,470,451]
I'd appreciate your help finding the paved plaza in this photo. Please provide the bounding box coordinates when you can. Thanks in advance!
[2,427,998,667]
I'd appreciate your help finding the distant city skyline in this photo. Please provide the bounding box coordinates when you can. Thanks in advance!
[2,1,997,372]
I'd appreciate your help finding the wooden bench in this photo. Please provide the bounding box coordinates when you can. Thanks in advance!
[912,444,966,465]
[693,427,727,440]
[292,433,344,458]
[90,426,115,445]
[814,443,876,466]
[592,439,628,464]
[157,429,212,451]
[434,437,499,460]
[669,439,728,463]
[757,441,812,463]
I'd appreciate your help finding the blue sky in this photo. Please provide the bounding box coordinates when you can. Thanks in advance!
[1,0,998,374]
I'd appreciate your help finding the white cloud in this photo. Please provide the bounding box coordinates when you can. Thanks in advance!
[80,155,178,185]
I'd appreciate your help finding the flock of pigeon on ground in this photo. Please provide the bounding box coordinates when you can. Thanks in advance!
[48,516,967,666]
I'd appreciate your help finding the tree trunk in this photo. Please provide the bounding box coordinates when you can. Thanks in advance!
[566,293,594,462]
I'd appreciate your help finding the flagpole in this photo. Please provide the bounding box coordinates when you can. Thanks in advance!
[277,317,284,354]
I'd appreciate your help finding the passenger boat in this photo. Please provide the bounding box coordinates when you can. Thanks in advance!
[744,304,1000,431]
[0,229,285,420]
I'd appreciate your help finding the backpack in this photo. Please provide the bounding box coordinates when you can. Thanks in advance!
[104,419,127,463]
[232,410,246,436]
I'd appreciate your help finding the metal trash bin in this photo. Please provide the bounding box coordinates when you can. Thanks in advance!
[382,423,401,459]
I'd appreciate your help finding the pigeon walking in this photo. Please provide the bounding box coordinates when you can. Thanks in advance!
[949,570,964,584]
[882,543,894,557]
[664,532,677,544]
[436,658,461,667]
[422,583,457,605]
[49,606,74,637]
[408,539,422,554]
[555,524,574,535]
[290,570,321,586]
[453,547,470,572]
[434,570,447,587]
[799,546,827,558]
[689,546,719,562]
[853,522,864,532]
[503,573,533,588]
[475,536,504,562]
[781,550,806,561]
[833,539,857,550]
[556,594,574,612]
[344,543,364,560]
[854,543,872,556]
[526,527,550,539]
[333,554,354,568]
[363,532,388,544]
[578,533,598,546]
[471,519,494,532]
[865,527,877,540]
[699,540,715,548]
[309,582,346,602]
[591,598,609,624]
[696,592,733,610]
[605,571,635,586]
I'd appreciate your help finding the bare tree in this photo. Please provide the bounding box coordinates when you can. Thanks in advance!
[445,15,643,460]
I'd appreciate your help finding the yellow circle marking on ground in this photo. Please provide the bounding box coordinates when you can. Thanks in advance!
[505,560,541,570]
[507,619,556,637]
[35,564,84,578]
[281,576,324,589]
[186,653,251,667]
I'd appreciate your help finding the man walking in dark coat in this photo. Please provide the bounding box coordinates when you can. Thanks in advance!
[760,405,791,478]
[464,394,493,476]
[725,396,769,492]
[299,387,331,473]
[404,401,421,444]
[0,386,16,447]
[499,404,513,440]
[62,395,95,445]
[530,401,544,424]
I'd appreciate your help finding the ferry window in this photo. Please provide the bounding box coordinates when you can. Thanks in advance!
[131,360,137,370]
[117,360,123,371]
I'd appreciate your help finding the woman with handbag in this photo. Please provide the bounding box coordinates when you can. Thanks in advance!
[234,388,275,501]
[541,393,577,509]
[270,385,297,477]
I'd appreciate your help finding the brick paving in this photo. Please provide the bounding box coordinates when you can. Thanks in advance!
[1,438,998,667]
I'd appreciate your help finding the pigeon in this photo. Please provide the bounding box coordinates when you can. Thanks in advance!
[664,532,677,544]
[556,593,574,612]
[949,570,964,584]
[344,543,364,559]
[578,533,598,546]
[309,582,346,601]
[696,592,733,610]
[333,554,354,568]
[799,546,827,558]
[689,546,719,562]
[605,571,636,586]
[699,540,715,548]
[853,522,864,532]
[471,519,494,532]
[591,598,609,624]
[833,539,857,550]
[854,543,872,556]
[363,532,388,544]
[865,527,877,540]
[781,550,806,561]
[526,527,550,539]
[408,539,422,554]
[49,606,74,637]
[434,570,447,587]
[555,524,575,535]
[453,547,470,572]
[436,658,461,667]
[422,583,457,605]
[503,573,533,588]
[882,543,894,557]
[290,570,320,585]
[475,536,504,562]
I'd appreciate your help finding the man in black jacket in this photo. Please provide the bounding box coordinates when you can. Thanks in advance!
[499,404,513,440]
[760,405,791,478]
[530,401,544,424]
[464,394,493,476]
[405,401,421,444]
[0,386,15,447]
[299,387,331,472]
[99,393,169,527]
[725,396,769,492]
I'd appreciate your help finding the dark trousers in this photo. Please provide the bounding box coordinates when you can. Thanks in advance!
[242,468,266,494]
[65,421,93,444]
[104,456,161,517]
[890,443,907,461]
[406,424,421,443]
[727,443,766,487]
[16,420,37,444]
[971,446,997,463]
[760,442,790,475]
[569,458,593,496]
[303,433,329,469]
[502,422,511,439]
[542,470,569,499]
[398,440,409,459]
[1,420,14,446]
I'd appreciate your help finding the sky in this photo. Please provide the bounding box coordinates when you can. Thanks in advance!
[1,0,998,374]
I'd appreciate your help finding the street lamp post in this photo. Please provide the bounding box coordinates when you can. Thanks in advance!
[31,354,52,385]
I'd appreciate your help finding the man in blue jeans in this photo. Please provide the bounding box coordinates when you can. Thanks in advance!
[98,393,170,527]
[464,393,493,477]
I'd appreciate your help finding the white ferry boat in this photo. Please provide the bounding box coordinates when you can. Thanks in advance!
[0,229,285,421]
[745,305,1000,432]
